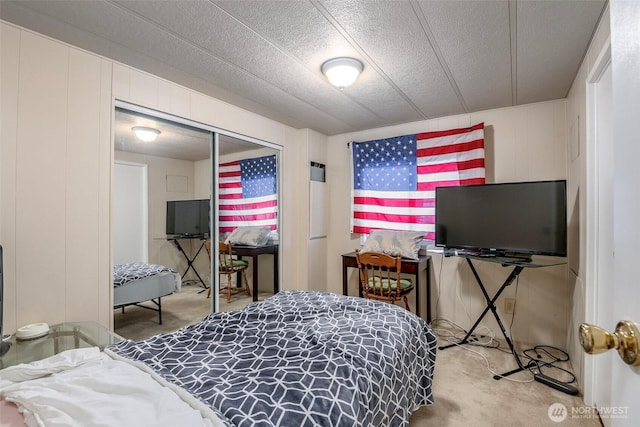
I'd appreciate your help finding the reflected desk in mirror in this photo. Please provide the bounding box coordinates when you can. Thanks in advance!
[232,244,279,301]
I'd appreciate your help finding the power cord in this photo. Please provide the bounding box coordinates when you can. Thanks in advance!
[432,317,499,349]
[432,318,574,385]
[437,333,534,383]
[508,276,519,335]
[431,318,533,382]
[433,255,496,345]
[523,345,576,384]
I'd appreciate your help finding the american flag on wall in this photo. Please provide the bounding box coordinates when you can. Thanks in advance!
[219,154,278,233]
[351,123,485,240]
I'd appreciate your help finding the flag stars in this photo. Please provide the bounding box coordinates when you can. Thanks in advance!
[352,135,418,192]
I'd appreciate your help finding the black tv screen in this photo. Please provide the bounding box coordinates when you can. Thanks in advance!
[435,180,567,257]
[166,199,210,237]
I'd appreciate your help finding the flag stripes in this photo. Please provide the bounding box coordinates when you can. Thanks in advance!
[218,155,278,233]
[351,123,485,240]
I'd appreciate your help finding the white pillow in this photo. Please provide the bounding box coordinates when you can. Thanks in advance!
[360,230,424,260]
[225,226,272,246]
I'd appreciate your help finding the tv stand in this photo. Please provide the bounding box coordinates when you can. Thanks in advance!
[499,252,533,262]
[439,255,576,394]
[444,248,533,263]
[166,235,208,292]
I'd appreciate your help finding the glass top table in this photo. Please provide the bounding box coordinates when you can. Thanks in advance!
[0,322,124,369]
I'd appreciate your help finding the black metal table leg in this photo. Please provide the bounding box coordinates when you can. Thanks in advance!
[171,238,208,291]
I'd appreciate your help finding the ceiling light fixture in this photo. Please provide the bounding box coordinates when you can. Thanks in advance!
[321,57,363,89]
[132,126,160,142]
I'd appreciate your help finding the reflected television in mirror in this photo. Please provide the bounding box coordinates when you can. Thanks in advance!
[166,199,210,237]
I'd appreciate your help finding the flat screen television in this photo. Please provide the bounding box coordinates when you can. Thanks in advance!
[435,180,567,258]
[166,199,210,237]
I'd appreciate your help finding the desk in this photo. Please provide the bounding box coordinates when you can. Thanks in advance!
[438,255,576,394]
[234,244,279,301]
[0,322,124,369]
[342,252,431,322]
[167,235,208,291]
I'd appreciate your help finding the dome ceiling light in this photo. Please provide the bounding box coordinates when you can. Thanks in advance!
[321,57,363,89]
[132,126,160,142]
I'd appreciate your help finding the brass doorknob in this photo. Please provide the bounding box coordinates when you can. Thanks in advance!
[579,320,640,366]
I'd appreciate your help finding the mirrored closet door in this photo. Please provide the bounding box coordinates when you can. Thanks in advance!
[112,104,281,341]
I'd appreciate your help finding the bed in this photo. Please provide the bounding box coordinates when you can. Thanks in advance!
[113,262,181,324]
[1,291,437,427]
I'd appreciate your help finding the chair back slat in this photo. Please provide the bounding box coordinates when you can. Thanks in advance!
[218,241,235,274]
[355,249,414,311]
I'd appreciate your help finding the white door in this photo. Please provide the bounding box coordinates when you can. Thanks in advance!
[114,162,148,264]
[586,3,640,425]
[608,1,640,424]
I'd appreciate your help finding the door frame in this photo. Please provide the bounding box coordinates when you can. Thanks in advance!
[583,38,612,408]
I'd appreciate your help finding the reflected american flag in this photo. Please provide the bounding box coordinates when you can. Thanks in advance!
[219,155,278,233]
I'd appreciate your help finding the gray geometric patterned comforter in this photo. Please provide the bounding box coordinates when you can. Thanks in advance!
[107,291,436,426]
[113,263,177,288]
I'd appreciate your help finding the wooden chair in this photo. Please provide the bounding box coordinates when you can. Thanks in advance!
[355,249,414,311]
[214,241,251,302]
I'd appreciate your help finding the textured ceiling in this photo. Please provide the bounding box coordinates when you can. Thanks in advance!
[1,0,606,136]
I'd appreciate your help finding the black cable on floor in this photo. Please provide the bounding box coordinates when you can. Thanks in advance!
[523,345,576,384]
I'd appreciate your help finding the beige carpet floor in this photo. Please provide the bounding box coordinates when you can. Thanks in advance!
[409,335,601,427]
[114,287,601,427]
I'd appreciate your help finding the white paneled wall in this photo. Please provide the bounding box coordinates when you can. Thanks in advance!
[326,100,570,348]
[194,157,211,200]
[1,25,112,332]
[0,24,20,334]
[307,129,329,292]
[1,22,306,333]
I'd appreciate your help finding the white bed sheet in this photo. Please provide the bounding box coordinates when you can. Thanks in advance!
[0,348,224,427]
